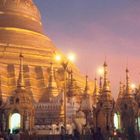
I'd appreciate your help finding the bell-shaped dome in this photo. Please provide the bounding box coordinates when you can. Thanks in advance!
[0,0,43,33]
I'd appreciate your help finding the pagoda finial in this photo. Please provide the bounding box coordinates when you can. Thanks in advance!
[67,69,75,97]
[122,84,126,96]
[126,68,131,94]
[70,69,73,86]
[118,81,123,98]
[99,76,103,94]
[48,63,59,97]
[103,61,110,91]
[49,62,54,82]
[84,75,90,95]
[17,53,25,89]
[93,78,99,96]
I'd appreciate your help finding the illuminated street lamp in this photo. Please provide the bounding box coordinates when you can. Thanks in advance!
[130,83,136,90]
[55,53,75,130]
[67,53,76,62]
[130,83,137,93]
[55,55,61,61]
[97,66,104,76]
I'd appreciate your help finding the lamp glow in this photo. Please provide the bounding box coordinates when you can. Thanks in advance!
[130,83,136,90]
[67,53,75,62]
[55,54,61,61]
[97,67,104,76]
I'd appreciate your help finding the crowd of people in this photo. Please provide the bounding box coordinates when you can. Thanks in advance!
[0,129,23,140]
[0,127,104,140]
[0,126,139,140]
[60,126,104,140]
[60,126,139,140]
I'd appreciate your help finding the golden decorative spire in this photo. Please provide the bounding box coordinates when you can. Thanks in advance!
[108,81,111,90]
[118,81,123,98]
[99,76,103,93]
[126,68,131,95]
[84,75,90,95]
[93,78,99,96]
[67,69,75,97]
[103,61,110,91]
[70,69,73,86]
[17,53,25,89]
[48,63,59,97]
[122,84,126,96]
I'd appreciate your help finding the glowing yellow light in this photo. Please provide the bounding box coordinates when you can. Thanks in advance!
[97,67,104,76]
[55,54,61,61]
[130,83,136,90]
[67,53,76,62]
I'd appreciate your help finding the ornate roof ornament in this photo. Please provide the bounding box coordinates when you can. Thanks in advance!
[70,69,73,86]
[81,75,92,112]
[103,61,110,92]
[5,54,34,110]
[118,81,123,98]
[17,53,25,89]
[122,84,125,96]
[99,76,103,94]
[47,63,59,97]
[98,61,113,102]
[84,75,90,95]
[93,78,100,106]
[125,68,131,95]
[93,78,99,96]
[67,69,75,97]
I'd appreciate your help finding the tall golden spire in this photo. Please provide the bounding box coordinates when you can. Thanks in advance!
[17,53,25,89]
[122,84,126,96]
[93,78,99,105]
[118,81,123,98]
[47,63,59,97]
[93,78,99,96]
[70,69,73,87]
[126,68,131,95]
[99,76,103,93]
[103,61,110,91]
[67,69,75,97]
[84,75,90,95]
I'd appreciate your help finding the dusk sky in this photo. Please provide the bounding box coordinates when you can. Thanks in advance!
[34,0,140,98]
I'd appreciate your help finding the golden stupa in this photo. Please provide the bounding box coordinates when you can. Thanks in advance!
[0,0,89,102]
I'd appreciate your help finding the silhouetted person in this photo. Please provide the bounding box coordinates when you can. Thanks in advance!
[12,129,20,140]
[127,127,136,140]
[60,126,66,140]
[90,127,96,140]
[95,127,104,140]
[5,129,12,140]
[0,131,4,140]
[73,129,80,140]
